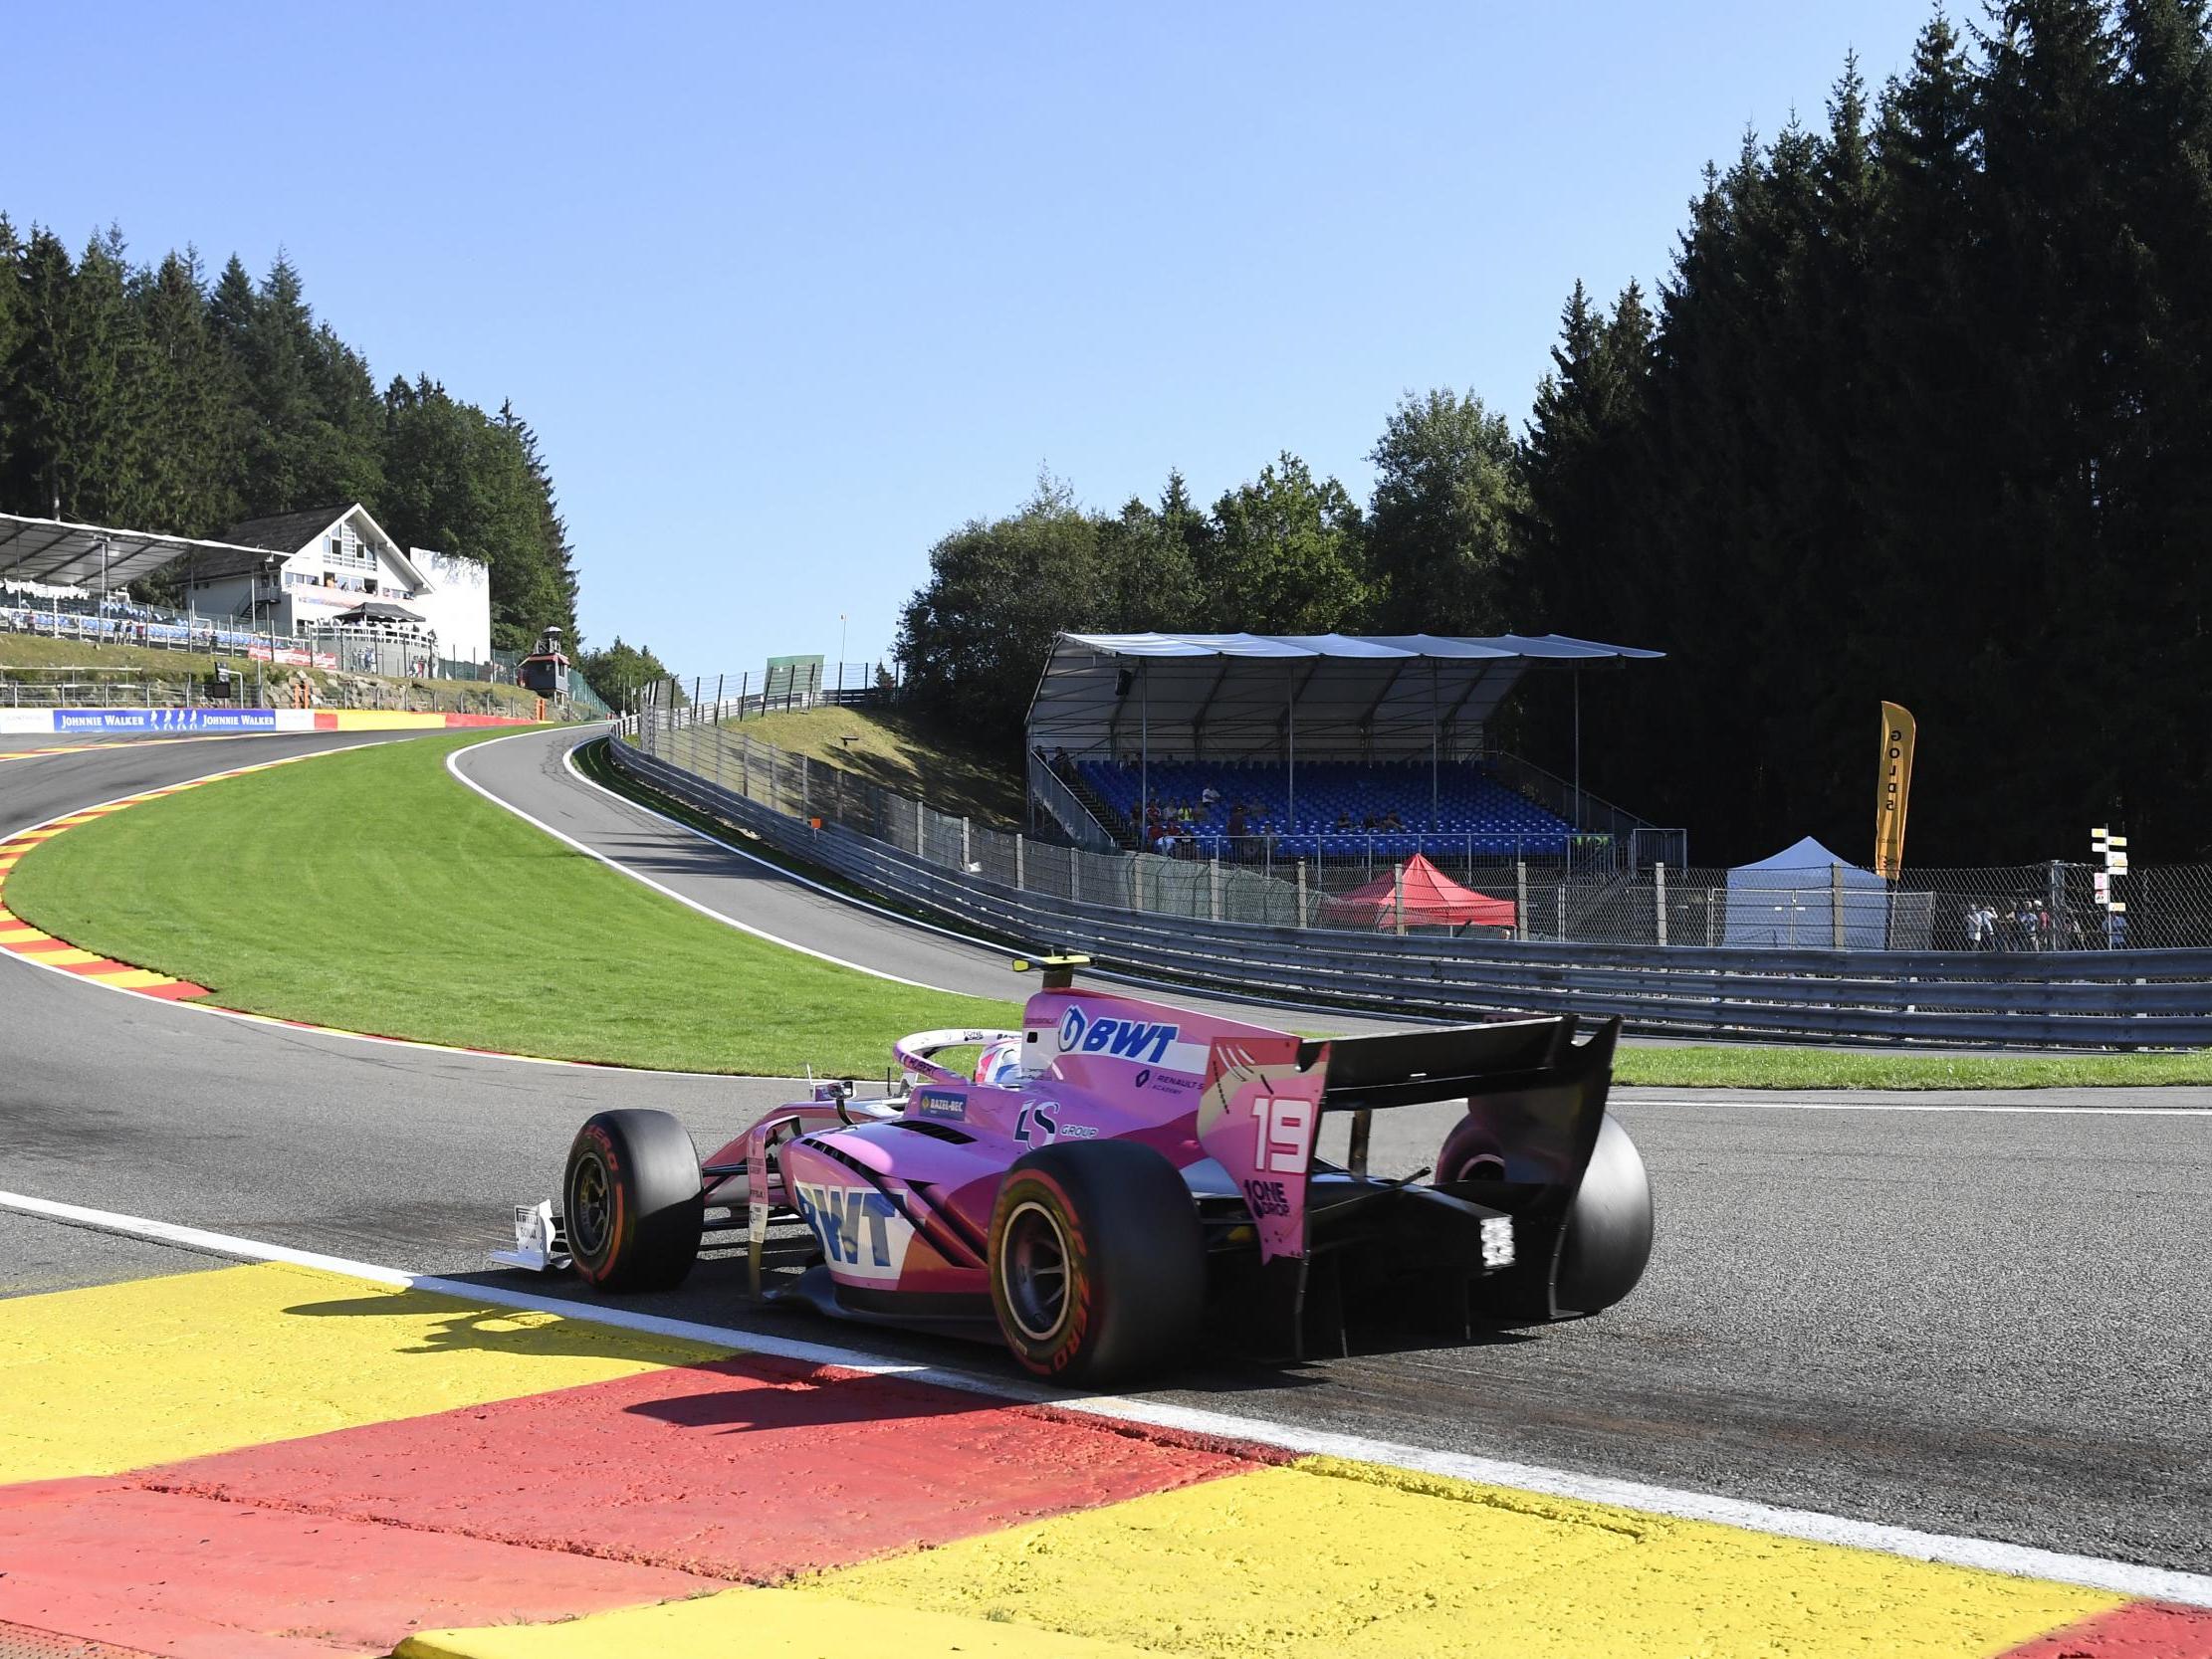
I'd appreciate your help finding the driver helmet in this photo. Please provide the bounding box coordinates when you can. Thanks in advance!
[973,1036,1023,1087]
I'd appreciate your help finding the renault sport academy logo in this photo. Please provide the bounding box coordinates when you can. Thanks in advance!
[1056,1005,1181,1064]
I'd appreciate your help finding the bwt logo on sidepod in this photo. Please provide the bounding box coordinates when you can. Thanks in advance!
[1057,1006,1180,1065]
[790,1181,912,1281]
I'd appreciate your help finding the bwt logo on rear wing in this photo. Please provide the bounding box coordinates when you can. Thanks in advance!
[1197,1037,1328,1264]
[1057,1005,1180,1064]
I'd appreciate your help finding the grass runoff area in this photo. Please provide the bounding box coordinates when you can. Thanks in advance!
[6,731,1018,1076]
[7,728,2207,1087]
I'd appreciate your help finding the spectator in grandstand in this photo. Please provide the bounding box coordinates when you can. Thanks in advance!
[1225,803,1248,842]
[1201,784,1220,806]
[1335,810,1354,831]
[1965,903,1991,950]
[1259,820,1280,861]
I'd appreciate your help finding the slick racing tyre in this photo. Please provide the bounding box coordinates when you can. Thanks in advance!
[1553,1112,1655,1315]
[988,1141,1204,1387]
[562,1109,705,1293]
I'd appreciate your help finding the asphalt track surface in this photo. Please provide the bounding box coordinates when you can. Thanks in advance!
[1,727,2208,1579]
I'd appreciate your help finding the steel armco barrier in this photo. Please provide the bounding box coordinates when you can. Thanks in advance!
[610,735,2212,1049]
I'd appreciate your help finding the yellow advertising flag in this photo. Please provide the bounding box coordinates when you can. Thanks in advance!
[1875,701,1916,879]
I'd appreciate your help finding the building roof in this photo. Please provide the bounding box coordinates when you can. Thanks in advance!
[0,512,275,589]
[331,600,426,625]
[1027,631,1663,758]
[177,506,352,580]
[185,504,432,591]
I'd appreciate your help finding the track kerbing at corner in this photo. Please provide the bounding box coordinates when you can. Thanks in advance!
[3,1224,2208,1659]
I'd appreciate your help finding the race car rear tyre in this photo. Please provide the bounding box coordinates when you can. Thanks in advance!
[988,1141,1204,1387]
[1552,1113,1654,1315]
[563,1110,704,1293]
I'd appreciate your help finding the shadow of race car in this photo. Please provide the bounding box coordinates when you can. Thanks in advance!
[497,955,1654,1386]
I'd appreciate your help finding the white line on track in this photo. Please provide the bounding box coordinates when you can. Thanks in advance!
[6,1184,2209,1611]
[458,725,1450,1026]
[1615,1096,2212,1116]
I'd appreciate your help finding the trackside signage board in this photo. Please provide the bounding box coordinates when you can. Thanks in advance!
[54,709,279,732]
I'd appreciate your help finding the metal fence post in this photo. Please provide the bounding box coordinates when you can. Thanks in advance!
[1071,852,1081,906]
[914,797,924,856]
[1831,863,1846,949]
[1393,861,1407,935]
[1296,861,1308,928]
[962,816,972,871]
[1210,856,1221,923]
[1515,859,1529,941]
[1655,861,1668,946]
[1014,834,1025,892]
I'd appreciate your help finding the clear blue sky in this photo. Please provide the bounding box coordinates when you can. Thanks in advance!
[17,1,1935,678]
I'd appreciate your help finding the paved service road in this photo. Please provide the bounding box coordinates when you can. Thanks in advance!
[2,726,2208,1576]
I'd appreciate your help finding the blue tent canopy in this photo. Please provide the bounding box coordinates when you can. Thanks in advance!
[1722,836,1889,949]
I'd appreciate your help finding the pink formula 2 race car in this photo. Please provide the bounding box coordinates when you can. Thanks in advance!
[500,956,1654,1386]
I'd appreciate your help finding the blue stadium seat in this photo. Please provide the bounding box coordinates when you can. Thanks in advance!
[1073,757,1573,858]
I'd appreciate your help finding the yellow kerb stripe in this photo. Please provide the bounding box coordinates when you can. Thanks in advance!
[83,968,176,989]
[858,1455,2124,1657]
[0,1263,729,1484]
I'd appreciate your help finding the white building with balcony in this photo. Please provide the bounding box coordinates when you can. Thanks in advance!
[181,504,492,665]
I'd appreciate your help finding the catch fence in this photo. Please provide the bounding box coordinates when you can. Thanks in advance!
[1,588,611,708]
[617,701,2212,1045]
[2,591,611,717]
[633,694,2212,951]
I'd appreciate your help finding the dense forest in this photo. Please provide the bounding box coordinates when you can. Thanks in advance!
[898,0,2212,866]
[0,226,592,657]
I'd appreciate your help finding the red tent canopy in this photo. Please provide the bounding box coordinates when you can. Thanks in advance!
[1319,854,1517,931]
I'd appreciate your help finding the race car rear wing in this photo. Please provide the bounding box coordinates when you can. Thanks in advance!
[1299,1014,1615,1188]
[1197,1013,1620,1267]
[1296,1014,1578,1112]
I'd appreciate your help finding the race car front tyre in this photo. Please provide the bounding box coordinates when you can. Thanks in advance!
[562,1109,705,1293]
[988,1141,1204,1387]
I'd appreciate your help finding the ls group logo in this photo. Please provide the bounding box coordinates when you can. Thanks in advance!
[1057,1005,1182,1065]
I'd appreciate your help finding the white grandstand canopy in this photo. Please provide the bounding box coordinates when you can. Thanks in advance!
[1027,632,1662,760]
[0,512,271,592]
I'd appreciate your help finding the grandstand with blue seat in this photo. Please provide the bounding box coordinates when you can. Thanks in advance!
[1025,632,1670,867]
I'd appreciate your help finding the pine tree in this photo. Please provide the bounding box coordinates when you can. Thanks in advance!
[0,218,22,496]
[132,248,244,536]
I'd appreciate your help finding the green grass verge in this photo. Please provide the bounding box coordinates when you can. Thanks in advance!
[720,704,1025,827]
[1611,1044,2212,1090]
[4,731,1019,1076]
